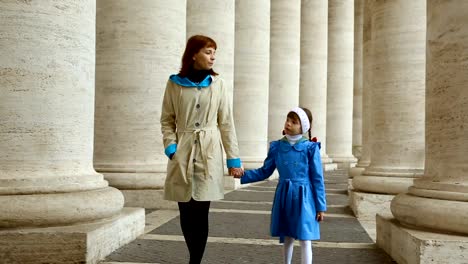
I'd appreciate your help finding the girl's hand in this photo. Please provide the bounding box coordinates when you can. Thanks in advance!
[316,212,325,222]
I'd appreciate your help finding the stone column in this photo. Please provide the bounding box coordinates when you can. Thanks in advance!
[94,0,186,209]
[300,0,336,171]
[268,0,301,142]
[186,0,236,187]
[234,0,270,173]
[187,0,235,96]
[378,2,468,263]
[0,1,143,262]
[326,0,357,167]
[352,0,364,160]
[351,0,426,220]
[349,0,371,178]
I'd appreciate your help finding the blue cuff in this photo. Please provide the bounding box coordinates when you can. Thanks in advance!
[240,176,247,184]
[226,158,241,168]
[317,207,327,212]
[165,144,177,158]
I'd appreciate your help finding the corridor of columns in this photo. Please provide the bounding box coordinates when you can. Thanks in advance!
[1,0,467,264]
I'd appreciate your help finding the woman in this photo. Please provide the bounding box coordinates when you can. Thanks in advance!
[160,35,242,264]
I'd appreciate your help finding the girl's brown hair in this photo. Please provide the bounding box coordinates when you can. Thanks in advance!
[179,35,219,77]
[301,107,313,141]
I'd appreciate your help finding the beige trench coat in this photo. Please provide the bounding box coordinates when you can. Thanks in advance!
[160,75,240,202]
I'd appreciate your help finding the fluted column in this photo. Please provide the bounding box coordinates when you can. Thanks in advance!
[349,0,371,178]
[186,0,236,187]
[391,0,468,235]
[300,0,335,170]
[234,0,270,169]
[351,0,426,219]
[0,2,144,262]
[352,0,364,160]
[268,0,301,142]
[378,4,468,262]
[0,0,123,228]
[187,0,235,96]
[94,0,186,208]
[326,0,357,167]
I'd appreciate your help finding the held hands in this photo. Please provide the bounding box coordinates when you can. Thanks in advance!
[316,212,325,222]
[228,167,244,178]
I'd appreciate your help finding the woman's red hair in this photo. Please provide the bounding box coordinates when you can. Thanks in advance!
[179,35,218,77]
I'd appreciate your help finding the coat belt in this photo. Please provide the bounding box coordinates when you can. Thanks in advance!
[278,178,310,211]
[178,127,218,179]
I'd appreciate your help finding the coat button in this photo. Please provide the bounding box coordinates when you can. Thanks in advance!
[195,122,200,127]
[193,159,196,162]
[196,103,200,109]
[194,139,198,144]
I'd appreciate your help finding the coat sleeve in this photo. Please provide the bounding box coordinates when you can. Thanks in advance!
[160,79,177,158]
[309,143,327,212]
[217,78,241,168]
[241,141,278,184]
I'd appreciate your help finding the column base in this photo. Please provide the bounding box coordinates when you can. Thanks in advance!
[353,175,415,194]
[0,187,124,228]
[328,155,358,169]
[323,162,338,171]
[121,189,178,209]
[352,145,362,159]
[0,207,145,264]
[335,162,357,169]
[348,166,365,178]
[320,155,333,164]
[241,158,266,170]
[377,214,468,264]
[224,175,243,190]
[100,171,166,189]
[391,193,468,234]
[320,150,336,171]
[349,190,394,220]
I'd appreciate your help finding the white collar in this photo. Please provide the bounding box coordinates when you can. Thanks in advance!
[285,134,303,144]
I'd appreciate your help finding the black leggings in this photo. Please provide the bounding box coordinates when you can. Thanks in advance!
[178,198,211,264]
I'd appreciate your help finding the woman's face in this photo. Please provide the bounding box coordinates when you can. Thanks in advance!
[284,115,302,136]
[193,46,216,70]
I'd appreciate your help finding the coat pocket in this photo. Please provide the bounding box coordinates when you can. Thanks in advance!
[166,153,188,185]
[204,133,224,180]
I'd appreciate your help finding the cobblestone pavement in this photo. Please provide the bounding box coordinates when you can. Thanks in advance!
[100,170,396,264]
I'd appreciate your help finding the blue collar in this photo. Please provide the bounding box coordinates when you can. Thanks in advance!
[169,74,213,88]
[279,137,308,152]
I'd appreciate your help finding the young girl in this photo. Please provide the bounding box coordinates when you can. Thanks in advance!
[235,107,326,264]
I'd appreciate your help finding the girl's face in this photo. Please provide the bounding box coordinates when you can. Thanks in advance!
[284,115,302,136]
[193,46,216,70]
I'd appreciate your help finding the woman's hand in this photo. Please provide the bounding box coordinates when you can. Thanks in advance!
[316,212,325,222]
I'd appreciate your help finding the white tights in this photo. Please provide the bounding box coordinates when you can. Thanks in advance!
[283,236,312,264]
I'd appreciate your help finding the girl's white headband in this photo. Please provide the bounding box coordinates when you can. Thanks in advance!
[290,107,310,134]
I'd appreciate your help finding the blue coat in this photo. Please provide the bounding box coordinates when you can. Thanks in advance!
[241,137,327,242]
